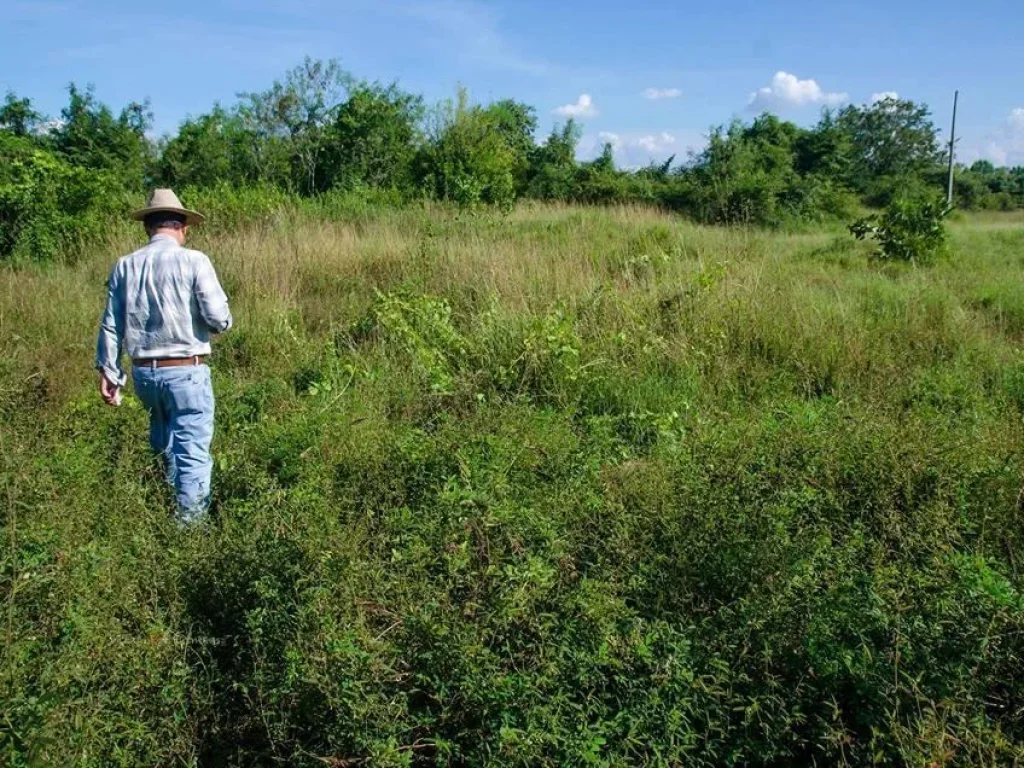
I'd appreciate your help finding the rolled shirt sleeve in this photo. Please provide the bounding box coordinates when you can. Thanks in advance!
[193,252,232,333]
[95,264,127,387]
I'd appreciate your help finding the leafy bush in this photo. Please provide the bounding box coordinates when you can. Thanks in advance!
[158,106,270,189]
[0,137,128,262]
[417,89,519,209]
[312,185,405,221]
[849,194,950,264]
[180,182,299,231]
[49,83,154,188]
[323,81,425,194]
[525,121,581,201]
[683,115,862,227]
[371,291,467,393]
[785,174,861,222]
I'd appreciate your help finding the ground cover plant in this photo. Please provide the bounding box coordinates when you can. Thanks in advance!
[2,200,1024,765]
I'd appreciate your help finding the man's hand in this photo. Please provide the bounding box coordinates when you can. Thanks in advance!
[99,373,121,406]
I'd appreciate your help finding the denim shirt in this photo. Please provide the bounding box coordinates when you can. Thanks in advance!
[95,234,232,386]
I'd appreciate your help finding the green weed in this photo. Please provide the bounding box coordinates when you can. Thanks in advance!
[2,204,1024,765]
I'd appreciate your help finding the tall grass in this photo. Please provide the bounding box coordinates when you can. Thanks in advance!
[2,203,1024,765]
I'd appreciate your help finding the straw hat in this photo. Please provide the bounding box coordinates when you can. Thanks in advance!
[131,188,205,226]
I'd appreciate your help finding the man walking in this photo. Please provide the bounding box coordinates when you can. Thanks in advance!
[96,189,232,524]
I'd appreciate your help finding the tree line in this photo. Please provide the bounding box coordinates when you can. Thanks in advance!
[2,57,1022,260]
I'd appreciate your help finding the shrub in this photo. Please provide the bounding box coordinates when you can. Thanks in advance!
[312,185,405,221]
[416,89,518,210]
[849,194,950,264]
[0,138,128,263]
[371,291,467,394]
[180,182,299,231]
[323,81,425,194]
[785,175,861,222]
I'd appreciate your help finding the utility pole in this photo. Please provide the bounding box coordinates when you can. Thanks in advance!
[946,90,959,206]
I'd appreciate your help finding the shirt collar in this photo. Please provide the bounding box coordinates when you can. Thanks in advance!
[149,233,179,244]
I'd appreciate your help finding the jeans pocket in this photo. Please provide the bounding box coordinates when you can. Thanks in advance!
[168,366,212,415]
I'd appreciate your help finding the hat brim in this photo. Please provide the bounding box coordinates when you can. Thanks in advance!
[131,205,205,226]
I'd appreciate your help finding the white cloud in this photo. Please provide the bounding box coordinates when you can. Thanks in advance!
[636,132,677,152]
[581,130,705,169]
[553,93,597,118]
[747,71,848,111]
[34,117,66,136]
[594,131,677,156]
[642,87,682,100]
[870,91,899,104]
[960,108,1024,167]
[992,108,1024,165]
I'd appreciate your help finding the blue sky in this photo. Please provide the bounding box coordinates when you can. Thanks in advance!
[2,0,1022,166]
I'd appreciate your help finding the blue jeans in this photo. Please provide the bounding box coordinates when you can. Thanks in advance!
[133,364,215,521]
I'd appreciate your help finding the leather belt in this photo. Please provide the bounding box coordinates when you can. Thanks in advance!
[133,355,207,369]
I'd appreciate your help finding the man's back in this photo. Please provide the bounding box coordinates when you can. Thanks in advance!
[95,189,230,525]
[98,233,231,386]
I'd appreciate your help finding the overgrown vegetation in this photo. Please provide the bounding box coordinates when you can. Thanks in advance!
[850,194,952,264]
[2,56,1024,765]
[2,62,1023,263]
[2,201,1024,765]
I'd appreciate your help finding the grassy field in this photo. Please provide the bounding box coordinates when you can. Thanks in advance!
[2,203,1024,765]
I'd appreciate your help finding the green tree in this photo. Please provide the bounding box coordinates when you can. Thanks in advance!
[525,120,581,200]
[483,99,537,194]
[686,116,799,225]
[850,192,950,264]
[573,142,650,204]
[954,160,1024,210]
[50,84,155,188]
[324,81,424,192]
[0,134,126,262]
[835,97,943,200]
[158,106,266,188]
[794,108,852,177]
[0,91,43,137]
[681,113,858,225]
[591,141,615,173]
[237,57,352,193]
[1009,167,1024,202]
[417,88,518,208]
